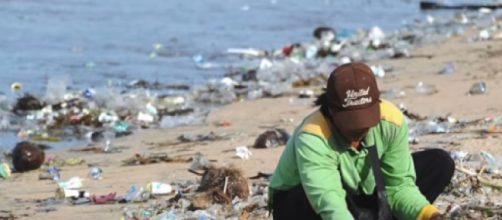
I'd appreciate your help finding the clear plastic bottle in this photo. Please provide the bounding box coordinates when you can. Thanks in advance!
[468,81,487,95]
[415,82,437,95]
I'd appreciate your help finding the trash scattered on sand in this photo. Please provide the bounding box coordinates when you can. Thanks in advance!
[235,146,252,159]
[253,128,289,149]
[122,153,191,166]
[0,162,11,179]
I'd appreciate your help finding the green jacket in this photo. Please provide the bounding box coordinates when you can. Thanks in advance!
[269,100,438,220]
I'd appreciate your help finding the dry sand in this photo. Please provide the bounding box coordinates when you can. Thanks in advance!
[1,30,502,219]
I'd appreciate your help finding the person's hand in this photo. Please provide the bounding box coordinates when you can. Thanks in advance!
[430,212,445,220]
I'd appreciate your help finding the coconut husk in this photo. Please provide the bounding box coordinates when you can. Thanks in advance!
[191,165,249,209]
[191,189,232,210]
[12,141,45,172]
[12,94,44,115]
[240,203,259,219]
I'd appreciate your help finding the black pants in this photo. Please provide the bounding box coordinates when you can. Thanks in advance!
[272,149,455,220]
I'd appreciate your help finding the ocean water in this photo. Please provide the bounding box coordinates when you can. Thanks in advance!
[0,0,431,94]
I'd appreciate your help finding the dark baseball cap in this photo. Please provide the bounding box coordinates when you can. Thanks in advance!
[326,63,380,131]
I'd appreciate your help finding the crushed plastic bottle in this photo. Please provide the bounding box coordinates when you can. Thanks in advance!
[89,167,103,180]
[380,88,406,99]
[102,129,115,152]
[48,166,61,181]
[438,63,455,75]
[468,81,487,95]
[190,152,210,170]
[415,81,437,95]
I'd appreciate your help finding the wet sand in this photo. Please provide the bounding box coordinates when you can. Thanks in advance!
[1,29,502,219]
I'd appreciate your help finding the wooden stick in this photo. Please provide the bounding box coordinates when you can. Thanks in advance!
[223,176,229,194]
[456,166,502,190]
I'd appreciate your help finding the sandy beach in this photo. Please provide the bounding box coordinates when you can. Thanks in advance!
[2,27,502,219]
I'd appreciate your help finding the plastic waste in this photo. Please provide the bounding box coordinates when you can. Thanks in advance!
[480,151,499,174]
[83,88,95,99]
[235,146,252,159]
[415,81,437,95]
[102,129,115,152]
[439,63,455,75]
[10,82,23,92]
[160,115,197,128]
[89,167,103,180]
[305,45,318,59]
[298,89,314,98]
[450,151,468,161]
[368,26,386,48]
[58,176,83,189]
[147,182,173,195]
[152,211,177,220]
[247,89,263,100]
[468,81,487,95]
[56,188,90,199]
[98,111,119,124]
[0,162,11,179]
[192,54,218,69]
[124,186,150,203]
[44,75,71,104]
[370,65,385,78]
[226,48,267,57]
[190,152,210,170]
[124,185,139,202]
[113,121,131,135]
[454,12,469,24]
[340,56,351,64]
[479,29,491,40]
[48,166,61,181]
[380,88,406,99]
[137,112,155,123]
[92,192,117,204]
[259,58,273,70]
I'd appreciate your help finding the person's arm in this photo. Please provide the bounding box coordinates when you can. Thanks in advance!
[380,120,439,220]
[295,132,354,220]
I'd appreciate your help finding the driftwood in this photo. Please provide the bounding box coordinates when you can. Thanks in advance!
[456,166,502,191]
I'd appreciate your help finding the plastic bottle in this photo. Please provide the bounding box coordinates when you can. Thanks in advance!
[439,63,455,75]
[468,81,487,95]
[89,167,103,180]
[381,88,406,99]
[415,82,437,95]
[48,166,61,181]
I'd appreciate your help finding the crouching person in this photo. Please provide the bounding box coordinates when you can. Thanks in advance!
[268,63,454,220]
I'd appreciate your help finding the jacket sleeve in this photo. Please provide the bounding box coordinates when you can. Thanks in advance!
[295,132,354,220]
[380,120,434,220]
